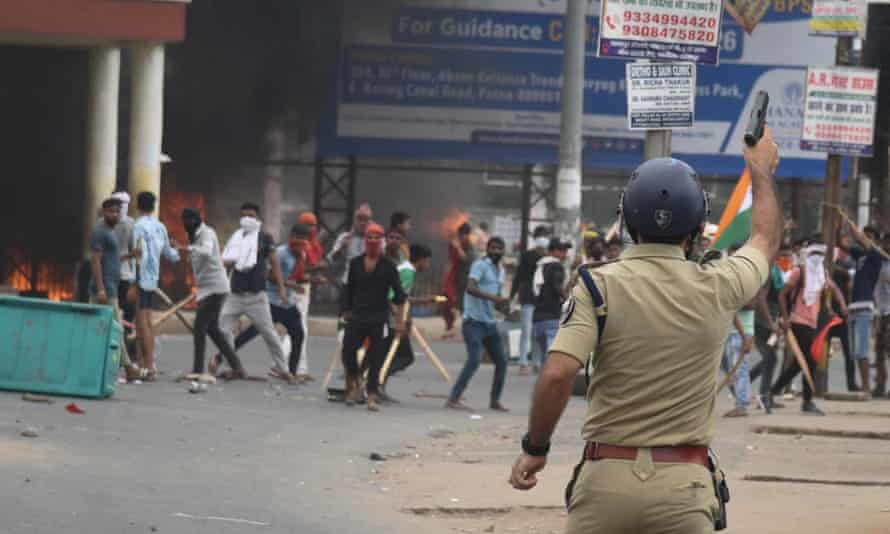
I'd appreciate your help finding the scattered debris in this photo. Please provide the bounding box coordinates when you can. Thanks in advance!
[484,525,495,533]
[369,452,386,462]
[462,459,482,464]
[752,425,890,441]
[428,428,456,439]
[188,382,208,394]
[22,393,54,404]
[20,427,39,438]
[470,414,483,420]
[743,475,890,487]
[65,403,85,415]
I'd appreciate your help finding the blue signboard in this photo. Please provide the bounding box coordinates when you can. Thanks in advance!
[319,3,835,179]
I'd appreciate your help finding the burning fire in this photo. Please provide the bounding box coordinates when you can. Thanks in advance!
[437,209,470,241]
[5,258,75,301]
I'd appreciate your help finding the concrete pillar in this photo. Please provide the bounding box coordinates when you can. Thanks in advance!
[84,46,121,254]
[129,42,165,203]
[264,127,287,242]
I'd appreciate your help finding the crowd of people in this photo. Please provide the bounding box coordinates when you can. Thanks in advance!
[87,189,890,416]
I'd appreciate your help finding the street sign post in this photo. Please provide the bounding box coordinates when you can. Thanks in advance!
[800,66,879,157]
[626,61,696,130]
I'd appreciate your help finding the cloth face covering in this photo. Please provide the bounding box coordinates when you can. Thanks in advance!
[223,216,262,272]
[803,244,827,306]
[365,223,385,259]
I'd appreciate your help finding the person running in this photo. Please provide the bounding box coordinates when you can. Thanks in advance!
[772,241,848,415]
[510,237,549,375]
[340,223,407,411]
[446,236,510,412]
[132,191,180,380]
[89,197,140,381]
[178,208,244,378]
[215,202,296,384]
[531,238,571,372]
[441,222,475,339]
[220,224,309,378]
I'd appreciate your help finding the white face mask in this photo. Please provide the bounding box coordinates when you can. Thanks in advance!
[240,216,261,233]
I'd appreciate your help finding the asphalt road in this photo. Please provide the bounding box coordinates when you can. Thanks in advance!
[0,334,852,534]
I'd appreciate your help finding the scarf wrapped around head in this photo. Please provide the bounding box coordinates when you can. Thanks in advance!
[111,191,130,219]
[365,223,385,259]
[298,212,319,241]
[802,244,827,306]
[182,208,202,244]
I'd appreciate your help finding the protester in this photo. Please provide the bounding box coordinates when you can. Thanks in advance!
[132,191,181,381]
[531,238,571,372]
[829,237,858,391]
[220,224,310,379]
[873,232,890,397]
[441,222,475,339]
[295,211,325,381]
[580,231,605,264]
[749,243,790,411]
[446,236,510,412]
[474,221,491,256]
[215,202,296,384]
[328,203,372,287]
[89,197,140,381]
[510,236,549,375]
[605,237,623,260]
[389,211,412,260]
[840,224,884,395]
[773,241,847,415]
[108,191,137,356]
[689,235,711,262]
[340,223,407,411]
[178,208,244,377]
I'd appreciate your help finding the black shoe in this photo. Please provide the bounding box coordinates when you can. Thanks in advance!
[801,401,825,416]
[848,384,862,392]
[871,387,886,399]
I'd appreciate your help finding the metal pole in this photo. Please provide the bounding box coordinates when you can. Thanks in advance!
[520,165,532,252]
[554,0,587,250]
[644,130,673,161]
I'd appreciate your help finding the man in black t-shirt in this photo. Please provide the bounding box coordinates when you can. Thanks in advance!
[215,202,295,384]
[531,238,570,371]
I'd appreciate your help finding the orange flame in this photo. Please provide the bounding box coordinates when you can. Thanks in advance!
[158,181,205,308]
[437,209,470,241]
[6,260,74,301]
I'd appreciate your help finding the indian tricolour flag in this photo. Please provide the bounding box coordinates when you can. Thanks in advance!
[712,169,751,250]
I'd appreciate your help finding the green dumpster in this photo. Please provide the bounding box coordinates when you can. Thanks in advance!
[0,296,121,399]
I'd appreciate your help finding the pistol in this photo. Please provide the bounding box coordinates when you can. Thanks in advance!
[743,91,770,147]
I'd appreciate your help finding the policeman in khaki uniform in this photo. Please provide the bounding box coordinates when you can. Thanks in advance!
[510,128,782,533]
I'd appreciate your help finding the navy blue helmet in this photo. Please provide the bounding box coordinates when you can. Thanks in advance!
[620,158,709,241]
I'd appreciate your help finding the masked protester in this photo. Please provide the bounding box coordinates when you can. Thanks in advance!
[177,208,244,378]
[220,224,307,379]
[291,211,325,381]
[339,223,407,411]
[446,236,511,413]
[214,202,296,384]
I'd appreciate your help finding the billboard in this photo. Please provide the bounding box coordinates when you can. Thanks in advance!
[318,0,836,178]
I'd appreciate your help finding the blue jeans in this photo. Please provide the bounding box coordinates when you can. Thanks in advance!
[533,319,560,368]
[518,304,535,366]
[724,332,750,409]
[849,308,874,362]
[450,319,508,403]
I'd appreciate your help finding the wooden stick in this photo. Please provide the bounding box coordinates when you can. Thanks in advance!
[412,325,452,384]
[152,293,196,329]
[823,202,890,261]
[718,348,750,394]
[379,303,411,385]
[156,288,195,332]
[320,345,342,392]
[785,329,817,393]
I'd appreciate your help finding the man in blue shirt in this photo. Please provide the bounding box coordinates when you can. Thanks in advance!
[841,223,884,395]
[132,191,180,380]
[447,236,510,412]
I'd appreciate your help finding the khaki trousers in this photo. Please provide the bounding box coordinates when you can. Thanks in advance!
[565,450,718,534]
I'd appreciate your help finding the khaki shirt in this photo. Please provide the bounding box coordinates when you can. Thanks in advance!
[550,243,769,447]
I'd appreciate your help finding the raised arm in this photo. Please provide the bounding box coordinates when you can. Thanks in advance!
[745,126,782,262]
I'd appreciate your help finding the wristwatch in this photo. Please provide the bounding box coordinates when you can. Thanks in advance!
[521,433,551,457]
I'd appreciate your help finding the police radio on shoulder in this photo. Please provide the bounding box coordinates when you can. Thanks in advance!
[521,433,551,457]
[743,91,769,147]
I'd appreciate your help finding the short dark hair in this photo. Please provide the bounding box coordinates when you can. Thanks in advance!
[410,244,432,263]
[136,191,156,213]
[290,223,310,238]
[532,225,551,238]
[487,236,505,248]
[864,225,880,238]
[457,222,472,236]
[102,198,122,210]
[241,202,261,214]
[390,212,410,229]
[479,221,489,231]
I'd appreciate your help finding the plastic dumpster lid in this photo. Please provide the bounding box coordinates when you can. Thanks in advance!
[0,295,103,314]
